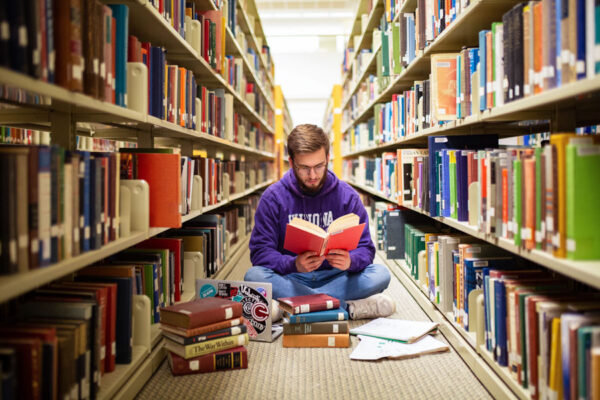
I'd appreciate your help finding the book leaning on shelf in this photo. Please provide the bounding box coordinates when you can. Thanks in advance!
[283,213,365,256]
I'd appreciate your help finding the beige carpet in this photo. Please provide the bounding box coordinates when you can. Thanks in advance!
[136,249,493,400]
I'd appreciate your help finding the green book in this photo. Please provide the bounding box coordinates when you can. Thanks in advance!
[513,158,522,246]
[392,22,402,75]
[566,142,600,259]
[381,28,390,77]
[449,150,457,219]
[577,326,600,399]
[534,147,543,250]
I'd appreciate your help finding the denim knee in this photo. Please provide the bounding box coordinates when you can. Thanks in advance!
[244,265,268,282]
[369,264,391,291]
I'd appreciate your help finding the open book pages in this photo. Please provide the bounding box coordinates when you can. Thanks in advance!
[288,213,360,238]
[349,317,439,343]
[350,334,449,360]
[326,213,360,234]
[288,217,327,238]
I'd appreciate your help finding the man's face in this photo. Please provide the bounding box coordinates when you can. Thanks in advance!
[290,148,329,194]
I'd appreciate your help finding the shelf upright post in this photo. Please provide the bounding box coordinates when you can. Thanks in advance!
[332,84,343,178]
[50,101,76,150]
[274,85,284,179]
[551,104,577,132]
[138,126,154,148]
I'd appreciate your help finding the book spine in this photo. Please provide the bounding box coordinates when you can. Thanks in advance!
[282,333,350,348]
[178,333,248,359]
[168,346,247,375]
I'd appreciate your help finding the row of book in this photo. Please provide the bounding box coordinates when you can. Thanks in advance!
[378,209,600,400]
[348,132,600,260]
[0,193,264,396]
[0,1,274,129]
[0,143,269,274]
[342,1,600,138]
[161,297,250,376]
[279,294,350,348]
[0,266,141,400]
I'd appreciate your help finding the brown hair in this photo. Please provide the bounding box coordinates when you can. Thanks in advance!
[287,124,330,160]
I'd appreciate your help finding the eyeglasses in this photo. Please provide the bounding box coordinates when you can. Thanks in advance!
[295,162,327,176]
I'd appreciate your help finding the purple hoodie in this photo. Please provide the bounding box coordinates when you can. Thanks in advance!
[249,169,375,275]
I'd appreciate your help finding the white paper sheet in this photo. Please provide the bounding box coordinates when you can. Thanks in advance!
[349,335,449,360]
[349,317,439,343]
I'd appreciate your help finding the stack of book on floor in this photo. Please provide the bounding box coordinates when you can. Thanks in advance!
[279,294,350,348]
[160,297,250,375]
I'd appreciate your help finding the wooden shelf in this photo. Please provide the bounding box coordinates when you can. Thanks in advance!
[239,0,276,88]
[0,231,147,303]
[351,181,600,290]
[236,2,272,84]
[213,235,251,280]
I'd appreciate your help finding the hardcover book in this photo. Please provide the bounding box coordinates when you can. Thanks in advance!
[282,321,350,335]
[164,333,249,359]
[160,317,245,338]
[282,333,350,348]
[285,307,349,324]
[167,346,248,375]
[282,213,365,256]
[350,318,439,343]
[160,298,243,329]
[277,294,340,315]
[162,324,247,346]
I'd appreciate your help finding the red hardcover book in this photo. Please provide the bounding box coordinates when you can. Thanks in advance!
[199,11,222,72]
[179,67,186,126]
[486,31,493,108]
[283,214,365,257]
[167,346,247,375]
[160,317,246,338]
[127,35,141,62]
[523,156,536,249]
[277,293,341,315]
[159,298,243,329]
[133,152,182,228]
[136,238,183,302]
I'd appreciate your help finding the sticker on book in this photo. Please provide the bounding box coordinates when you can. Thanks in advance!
[200,282,270,338]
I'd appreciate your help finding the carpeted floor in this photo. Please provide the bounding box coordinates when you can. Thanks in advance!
[136,248,493,400]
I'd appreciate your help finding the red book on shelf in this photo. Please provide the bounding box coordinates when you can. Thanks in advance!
[159,298,243,329]
[134,152,182,228]
[277,294,341,315]
[167,346,248,375]
[199,11,223,72]
[127,35,142,62]
[283,214,365,257]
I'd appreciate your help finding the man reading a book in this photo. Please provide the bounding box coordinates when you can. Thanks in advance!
[245,124,395,321]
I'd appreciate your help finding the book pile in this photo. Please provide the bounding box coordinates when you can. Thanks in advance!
[160,297,250,375]
[279,294,350,348]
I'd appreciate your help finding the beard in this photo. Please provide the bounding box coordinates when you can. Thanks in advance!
[293,168,328,195]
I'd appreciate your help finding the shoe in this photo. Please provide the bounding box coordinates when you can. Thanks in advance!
[346,293,396,320]
[271,299,283,322]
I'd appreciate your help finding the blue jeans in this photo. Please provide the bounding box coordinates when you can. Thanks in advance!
[244,264,391,309]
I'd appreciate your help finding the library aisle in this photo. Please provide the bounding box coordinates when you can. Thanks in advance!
[136,246,493,400]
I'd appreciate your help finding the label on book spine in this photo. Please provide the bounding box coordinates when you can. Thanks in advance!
[328,337,335,347]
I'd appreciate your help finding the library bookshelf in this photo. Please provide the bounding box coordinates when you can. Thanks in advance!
[340,0,600,398]
[0,0,286,398]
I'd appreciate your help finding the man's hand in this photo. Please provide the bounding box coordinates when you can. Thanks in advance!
[325,249,351,271]
[296,251,325,273]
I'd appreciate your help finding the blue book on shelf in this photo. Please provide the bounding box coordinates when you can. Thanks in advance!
[494,278,508,366]
[109,5,129,107]
[463,257,512,331]
[45,0,55,82]
[555,0,562,84]
[38,146,52,266]
[286,307,349,324]
[428,135,499,216]
[457,150,469,222]
[576,0,587,80]
[442,149,451,218]
[78,151,91,253]
[478,30,489,111]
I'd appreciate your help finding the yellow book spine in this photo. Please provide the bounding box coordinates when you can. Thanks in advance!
[169,333,249,359]
[548,317,563,400]
[550,133,575,258]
